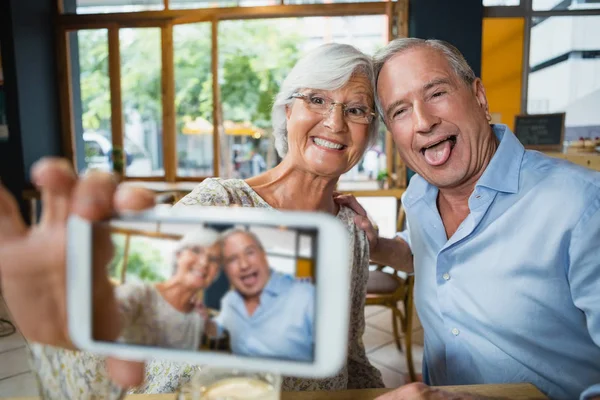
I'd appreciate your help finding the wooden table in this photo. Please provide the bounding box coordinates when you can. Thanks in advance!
[3,383,546,400]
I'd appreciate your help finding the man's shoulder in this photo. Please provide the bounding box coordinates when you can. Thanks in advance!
[273,272,315,298]
[521,150,600,196]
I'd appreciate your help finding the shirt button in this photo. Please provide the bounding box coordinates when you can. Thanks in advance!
[452,328,460,336]
[443,273,450,281]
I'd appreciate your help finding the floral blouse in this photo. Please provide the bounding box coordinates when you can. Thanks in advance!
[28,178,383,399]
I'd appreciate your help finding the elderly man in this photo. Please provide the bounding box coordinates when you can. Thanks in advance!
[205,229,315,362]
[338,38,600,400]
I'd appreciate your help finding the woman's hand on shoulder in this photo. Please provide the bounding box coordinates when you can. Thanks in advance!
[333,192,379,252]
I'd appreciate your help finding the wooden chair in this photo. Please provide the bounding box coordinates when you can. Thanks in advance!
[365,205,417,383]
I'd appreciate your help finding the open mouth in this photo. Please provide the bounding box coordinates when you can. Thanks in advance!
[420,135,457,166]
[240,271,259,286]
[312,137,347,151]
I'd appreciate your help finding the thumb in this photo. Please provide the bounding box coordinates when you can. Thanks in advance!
[106,357,145,389]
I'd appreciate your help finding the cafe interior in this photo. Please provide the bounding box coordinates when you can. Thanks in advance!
[0,0,599,398]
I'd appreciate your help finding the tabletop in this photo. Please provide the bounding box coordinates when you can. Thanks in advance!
[2,383,546,400]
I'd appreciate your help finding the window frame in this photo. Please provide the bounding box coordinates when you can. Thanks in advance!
[56,0,410,190]
[484,0,600,115]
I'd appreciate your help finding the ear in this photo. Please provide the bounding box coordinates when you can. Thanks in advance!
[285,103,292,121]
[471,78,492,122]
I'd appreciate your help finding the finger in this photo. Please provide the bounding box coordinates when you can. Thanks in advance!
[106,357,145,388]
[0,182,27,241]
[31,158,77,226]
[354,215,374,233]
[114,186,156,213]
[71,171,118,221]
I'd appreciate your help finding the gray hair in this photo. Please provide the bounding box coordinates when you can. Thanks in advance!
[271,43,379,158]
[373,38,476,121]
[172,226,221,275]
[219,229,265,254]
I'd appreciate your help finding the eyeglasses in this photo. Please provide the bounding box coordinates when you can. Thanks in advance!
[290,92,376,125]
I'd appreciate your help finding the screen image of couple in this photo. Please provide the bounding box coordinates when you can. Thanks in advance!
[93,219,317,363]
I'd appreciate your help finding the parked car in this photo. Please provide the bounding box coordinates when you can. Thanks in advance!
[83,132,152,176]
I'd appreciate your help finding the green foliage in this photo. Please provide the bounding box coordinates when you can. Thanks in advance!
[109,235,166,283]
[377,169,388,181]
[78,20,302,138]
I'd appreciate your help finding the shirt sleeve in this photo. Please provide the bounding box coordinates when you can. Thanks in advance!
[395,194,411,250]
[581,384,600,400]
[568,196,600,399]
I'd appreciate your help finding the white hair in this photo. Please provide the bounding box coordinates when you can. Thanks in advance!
[218,229,264,252]
[172,226,221,274]
[373,38,476,122]
[271,43,379,158]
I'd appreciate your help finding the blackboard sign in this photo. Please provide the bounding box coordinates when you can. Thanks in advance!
[514,113,565,151]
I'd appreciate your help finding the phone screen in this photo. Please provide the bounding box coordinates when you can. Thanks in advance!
[93,218,318,363]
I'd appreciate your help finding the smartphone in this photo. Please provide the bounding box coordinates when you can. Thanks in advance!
[66,206,351,378]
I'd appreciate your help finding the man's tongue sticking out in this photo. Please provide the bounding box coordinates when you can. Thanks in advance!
[424,140,452,166]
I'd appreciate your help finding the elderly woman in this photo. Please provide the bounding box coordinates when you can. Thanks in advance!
[0,43,383,398]
[116,227,221,350]
[174,43,383,391]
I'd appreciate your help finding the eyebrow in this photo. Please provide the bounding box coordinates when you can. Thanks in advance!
[384,77,453,118]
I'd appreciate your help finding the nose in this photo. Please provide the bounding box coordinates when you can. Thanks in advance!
[323,103,347,133]
[412,101,441,134]
[239,254,250,271]
[197,252,208,268]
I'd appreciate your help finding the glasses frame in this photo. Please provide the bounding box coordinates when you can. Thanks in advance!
[290,92,376,125]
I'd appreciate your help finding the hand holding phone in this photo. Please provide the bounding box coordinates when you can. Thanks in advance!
[0,158,153,388]
[67,206,351,378]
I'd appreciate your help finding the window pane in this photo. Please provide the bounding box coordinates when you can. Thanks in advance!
[528,16,600,143]
[285,0,388,3]
[218,16,387,181]
[120,28,163,177]
[533,0,600,11]
[174,23,214,177]
[74,0,163,14]
[74,29,112,175]
[483,0,519,5]
[170,0,274,8]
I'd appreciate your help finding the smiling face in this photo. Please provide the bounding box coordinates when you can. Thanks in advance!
[284,74,374,178]
[175,243,221,290]
[222,232,270,300]
[377,47,494,189]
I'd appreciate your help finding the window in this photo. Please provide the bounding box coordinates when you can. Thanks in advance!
[483,0,520,5]
[74,0,164,14]
[174,23,214,177]
[218,15,388,186]
[73,29,112,174]
[528,15,600,142]
[120,28,163,177]
[532,0,600,11]
[59,0,410,189]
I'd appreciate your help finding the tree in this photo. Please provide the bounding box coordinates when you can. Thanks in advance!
[77,20,302,136]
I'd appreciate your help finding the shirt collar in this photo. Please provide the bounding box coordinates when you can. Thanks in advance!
[402,124,524,208]
[475,124,524,194]
[261,269,291,297]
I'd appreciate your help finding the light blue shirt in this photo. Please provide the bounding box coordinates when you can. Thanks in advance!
[215,270,315,362]
[398,125,600,399]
